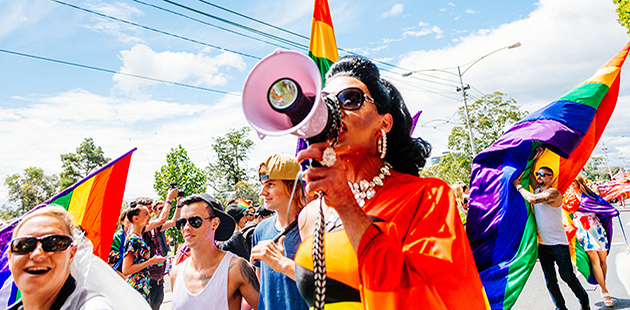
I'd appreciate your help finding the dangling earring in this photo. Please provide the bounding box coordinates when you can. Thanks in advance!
[377,129,387,159]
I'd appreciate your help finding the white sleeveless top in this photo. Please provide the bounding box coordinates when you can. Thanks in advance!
[172,252,235,310]
[533,188,568,245]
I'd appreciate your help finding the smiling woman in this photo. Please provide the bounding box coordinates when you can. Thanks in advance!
[8,206,113,310]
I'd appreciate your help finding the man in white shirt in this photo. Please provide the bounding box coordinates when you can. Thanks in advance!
[513,152,590,310]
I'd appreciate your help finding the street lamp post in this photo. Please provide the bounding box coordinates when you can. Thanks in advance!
[403,42,521,157]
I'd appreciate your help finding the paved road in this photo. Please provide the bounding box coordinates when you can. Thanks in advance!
[514,205,630,310]
[159,205,630,310]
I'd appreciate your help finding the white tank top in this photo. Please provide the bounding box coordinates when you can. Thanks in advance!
[533,188,568,245]
[172,251,235,310]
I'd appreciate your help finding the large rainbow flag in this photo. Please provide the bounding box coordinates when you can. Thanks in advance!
[308,0,339,81]
[466,42,630,310]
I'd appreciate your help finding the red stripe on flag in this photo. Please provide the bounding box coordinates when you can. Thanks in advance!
[313,0,333,27]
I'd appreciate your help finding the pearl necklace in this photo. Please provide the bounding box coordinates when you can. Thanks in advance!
[348,162,392,207]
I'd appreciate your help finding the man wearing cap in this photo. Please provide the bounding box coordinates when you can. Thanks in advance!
[219,204,251,259]
[170,194,259,310]
[250,154,308,310]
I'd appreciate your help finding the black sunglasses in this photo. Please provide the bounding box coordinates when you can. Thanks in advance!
[176,215,214,230]
[154,206,164,211]
[323,87,375,111]
[10,234,73,255]
[536,172,551,177]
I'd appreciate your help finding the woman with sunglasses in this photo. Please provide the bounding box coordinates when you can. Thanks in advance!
[292,56,488,309]
[7,205,113,310]
[564,174,619,307]
[122,206,166,301]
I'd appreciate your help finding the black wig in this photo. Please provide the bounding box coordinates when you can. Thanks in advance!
[325,56,432,175]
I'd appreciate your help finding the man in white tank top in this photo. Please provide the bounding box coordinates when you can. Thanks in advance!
[170,194,260,310]
[513,153,590,310]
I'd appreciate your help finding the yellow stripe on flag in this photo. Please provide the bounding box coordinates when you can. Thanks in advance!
[67,176,95,225]
[583,67,619,87]
[309,19,338,61]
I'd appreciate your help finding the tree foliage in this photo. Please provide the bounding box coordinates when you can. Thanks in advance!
[234,180,263,206]
[448,92,528,158]
[581,156,621,182]
[2,167,59,219]
[419,153,472,185]
[60,138,110,189]
[613,0,630,34]
[207,127,255,194]
[154,145,207,246]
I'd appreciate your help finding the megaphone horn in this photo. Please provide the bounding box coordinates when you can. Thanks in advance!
[242,50,340,143]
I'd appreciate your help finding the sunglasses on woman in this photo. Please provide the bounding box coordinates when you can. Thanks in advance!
[10,234,74,255]
[176,215,214,230]
[322,87,375,111]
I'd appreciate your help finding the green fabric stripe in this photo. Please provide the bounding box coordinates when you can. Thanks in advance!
[50,190,73,210]
[308,52,335,83]
[558,83,609,109]
[574,239,591,279]
[504,142,544,310]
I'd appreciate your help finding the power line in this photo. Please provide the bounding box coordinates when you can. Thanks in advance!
[130,0,297,51]
[0,48,239,95]
[161,0,309,51]
[50,0,261,60]
[196,0,309,41]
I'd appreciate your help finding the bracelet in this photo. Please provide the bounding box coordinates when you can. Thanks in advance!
[516,185,523,191]
[177,204,183,209]
[166,200,172,205]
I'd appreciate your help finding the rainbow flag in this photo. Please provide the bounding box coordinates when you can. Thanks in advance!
[308,0,339,81]
[0,148,135,306]
[466,42,630,310]
[236,198,251,210]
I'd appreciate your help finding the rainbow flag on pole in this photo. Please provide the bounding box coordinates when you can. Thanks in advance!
[466,42,630,310]
[308,0,339,81]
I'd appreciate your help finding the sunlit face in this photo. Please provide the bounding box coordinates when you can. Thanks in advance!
[180,202,217,248]
[260,179,290,213]
[536,169,554,186]
[8,216,77,300]
[133,206,151,228]
[322,76,390,157]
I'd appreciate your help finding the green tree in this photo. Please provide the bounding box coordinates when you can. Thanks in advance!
[2,167,59,219]
[449,92,528,158]
[613,0,630,34]
[60,138,110,189]
[154,145,207,246]
[582,156,608,181]
[419,153,472,185]
[207,127,255,194]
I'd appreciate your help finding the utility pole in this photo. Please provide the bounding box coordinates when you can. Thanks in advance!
[456,66,476,156]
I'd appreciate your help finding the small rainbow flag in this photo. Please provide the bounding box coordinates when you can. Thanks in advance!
[308,0,339,81]
[236,198,251,210]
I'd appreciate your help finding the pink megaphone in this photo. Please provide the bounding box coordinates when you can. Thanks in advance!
[242,50,329,140]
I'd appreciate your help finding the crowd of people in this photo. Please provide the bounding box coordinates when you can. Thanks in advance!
[5,55,626,310]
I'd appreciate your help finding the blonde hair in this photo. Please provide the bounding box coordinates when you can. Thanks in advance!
[574,174,597,199]
[451,182,466,207]
[13,205,76,238]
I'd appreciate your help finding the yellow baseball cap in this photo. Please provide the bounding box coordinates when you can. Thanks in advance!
[259,153,300,181]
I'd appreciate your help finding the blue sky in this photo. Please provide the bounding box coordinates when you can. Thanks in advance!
[1,0,629,204]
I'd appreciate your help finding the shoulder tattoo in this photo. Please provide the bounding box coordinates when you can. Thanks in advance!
[238,259,259,292]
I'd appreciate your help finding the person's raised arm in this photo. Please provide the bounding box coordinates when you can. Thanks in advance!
[162,196,182,231]
[146,188,178,231]
[122,252,165,277]
[512,178,562,207]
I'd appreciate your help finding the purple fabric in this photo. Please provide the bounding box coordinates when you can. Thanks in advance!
[410,110,422,136]
[578,193,619,252]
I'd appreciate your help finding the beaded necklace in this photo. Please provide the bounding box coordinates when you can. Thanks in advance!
[348,162,392,207]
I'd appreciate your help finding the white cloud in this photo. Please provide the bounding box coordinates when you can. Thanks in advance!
[418,22,430,27]
[113,44,246,94]
[466,9,476,14]
[403,25,444,39]
[83,1,144,43]
[382,4,404,18]
[395,0,629,160]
